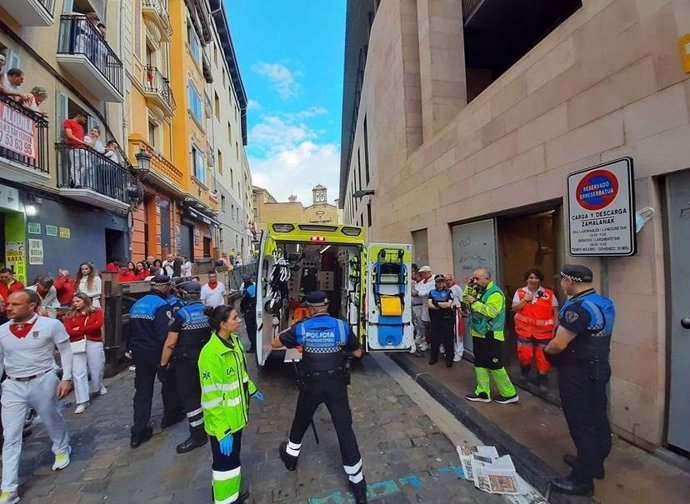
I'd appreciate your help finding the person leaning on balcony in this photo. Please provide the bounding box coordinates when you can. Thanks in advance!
[63,111,89,187]
[26,87,48,118]
[104,140,121,164]
[84,126,105,154]
[0,68,30,103]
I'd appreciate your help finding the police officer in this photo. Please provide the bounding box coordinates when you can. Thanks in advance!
[128,275,185,448]
[158,282,211,453]
[427,274,455,367]
[273,291,367,504]
[239,276,257,353]
[545,265,615,496]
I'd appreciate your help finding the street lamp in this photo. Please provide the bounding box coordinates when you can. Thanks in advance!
[134,147,152,179]
[352,189,375,199]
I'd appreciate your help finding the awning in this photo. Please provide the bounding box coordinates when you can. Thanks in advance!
[185,207,220,227]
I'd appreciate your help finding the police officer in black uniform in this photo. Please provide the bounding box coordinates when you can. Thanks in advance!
[128,275,185,448]
[272,291,367,504]
[158,282,211,453]
[545,265,616,496]
[427,274,456,367]
[240,276,257,353]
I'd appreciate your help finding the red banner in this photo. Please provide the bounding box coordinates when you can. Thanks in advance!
[0,101,37,160]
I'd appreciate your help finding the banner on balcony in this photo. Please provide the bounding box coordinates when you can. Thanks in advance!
[0,101,38,159]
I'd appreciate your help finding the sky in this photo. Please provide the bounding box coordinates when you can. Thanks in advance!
[225,0,346,206]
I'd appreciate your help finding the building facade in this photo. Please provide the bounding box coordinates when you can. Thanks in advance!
[341,0,690,454]
[253,184,341,233]
[1,0,130,282]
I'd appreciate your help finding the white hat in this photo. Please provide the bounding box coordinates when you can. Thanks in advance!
[418,266,431,273]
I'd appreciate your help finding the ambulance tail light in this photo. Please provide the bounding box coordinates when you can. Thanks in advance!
[341,226,362,236]
[310,236,326,243]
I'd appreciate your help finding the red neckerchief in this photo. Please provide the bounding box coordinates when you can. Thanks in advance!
[9,314,39,339]
[208,281,218,289]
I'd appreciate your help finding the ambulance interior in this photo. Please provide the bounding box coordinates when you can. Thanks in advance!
[259,241,362,362]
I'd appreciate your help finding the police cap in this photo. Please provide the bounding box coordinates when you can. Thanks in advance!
[179,281,201,294]
[560,264,593,283]
[150,275,171,286]
[305,290,329,307]
[434,274,446,283]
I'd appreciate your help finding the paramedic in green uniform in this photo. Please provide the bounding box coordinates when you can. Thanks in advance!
[198,305,264,504]
[463,268,519,404]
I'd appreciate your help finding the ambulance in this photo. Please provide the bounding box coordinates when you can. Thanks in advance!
[254,223,414,366]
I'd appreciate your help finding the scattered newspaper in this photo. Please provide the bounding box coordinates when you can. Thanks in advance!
[456,445,539,497]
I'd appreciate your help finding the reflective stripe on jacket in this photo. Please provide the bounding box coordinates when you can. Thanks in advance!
[465,282,506,340]
[513,287,556,339]
[198,332,257,440]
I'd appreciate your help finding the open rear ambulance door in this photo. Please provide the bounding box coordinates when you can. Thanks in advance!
[255,230,273,367]
[365,243,414,352]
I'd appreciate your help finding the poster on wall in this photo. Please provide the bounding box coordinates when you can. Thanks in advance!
[0,100,38,159]
[59,227,70,239]
[28,239,44,265]
[567,157,636,256]
[27,222,41,234]
[46,225,58,236]
[5,241,26,283]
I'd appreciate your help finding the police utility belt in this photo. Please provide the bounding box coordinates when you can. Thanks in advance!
[297,365,351,389]
[6,369,52,382]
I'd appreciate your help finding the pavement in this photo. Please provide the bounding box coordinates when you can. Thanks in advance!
[390,352,690,504]
[3,340,507,503]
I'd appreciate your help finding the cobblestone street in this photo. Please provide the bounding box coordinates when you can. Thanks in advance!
[5,348,502,504]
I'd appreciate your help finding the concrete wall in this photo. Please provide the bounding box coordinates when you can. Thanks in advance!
[345,0,690,449]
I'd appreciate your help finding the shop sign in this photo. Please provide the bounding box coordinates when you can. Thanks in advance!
[0,184,19,212]
[28,239,43,265]
[27,222,41,235]
[567,157,635,256]
[59,227,71,239]
[0,101,37,159]
[5,241,25,283]
[46,225,58,236]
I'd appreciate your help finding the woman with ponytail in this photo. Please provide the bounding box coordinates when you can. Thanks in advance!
[198,305,263,504]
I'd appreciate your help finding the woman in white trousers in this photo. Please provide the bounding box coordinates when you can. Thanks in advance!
[62,293,107,414]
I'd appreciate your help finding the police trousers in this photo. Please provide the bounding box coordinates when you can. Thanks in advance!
[175,345,205,438]
[558,361,612,482]
[429,313,455,364]
[131,354,184,436]
[243,311,257,351]
[288,377,363,475]
[1,372,70,492]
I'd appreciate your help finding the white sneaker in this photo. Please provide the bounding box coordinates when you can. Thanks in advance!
[74,403,89,414]
[0,490,20,504]
[453,355,462,362]
[52,446,71,471]
[98,385,108,396]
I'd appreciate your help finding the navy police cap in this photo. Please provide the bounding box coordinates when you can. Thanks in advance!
[560,264,593,283]
[305,290,329,306]
[150,275,171,286]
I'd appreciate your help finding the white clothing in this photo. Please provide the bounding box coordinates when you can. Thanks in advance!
[72,340,105,404]
[1,371,70,492]
[105,149,121,164]
[78,276,102,308]
[84,135,105,154]
[181,261,193,277]
[414,277,434,322]
[449,284,463,308]
[1,75,20,96]
[162,264,175,277]
[0,316,72,380]
[512,286,559,307]
[200,282,226,308]
[27,285,61,318]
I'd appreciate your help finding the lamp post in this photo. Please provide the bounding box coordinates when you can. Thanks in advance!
[352,189,375,199]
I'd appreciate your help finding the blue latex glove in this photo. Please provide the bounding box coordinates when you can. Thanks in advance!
[219,434,234,456]
[253,391,264,401]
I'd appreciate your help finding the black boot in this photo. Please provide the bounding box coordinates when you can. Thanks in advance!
[520,365,530,385]
[130,426,153,448]
[350,478,368,504]
[160,412,186,429]
[279,442,298,471]
[176,433,208,454]
[537,373,548,394]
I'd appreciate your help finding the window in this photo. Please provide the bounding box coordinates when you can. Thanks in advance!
[364,116,371,185]
[214,92,220,119]
[253,208,258,217]
[235,141,239,160]
[217,150,223,174]
[192,144,206,184]
[188,83,203,124]
[148,120,158,148]
[230,168,234,188]
[357,148,362,191]
[221,195,226,212]
[231,204,235,220]
[213,44,218,67]
[227,122,232,143]
[222,68,226,87]
[187,21,201,64]
[367,202,372,228]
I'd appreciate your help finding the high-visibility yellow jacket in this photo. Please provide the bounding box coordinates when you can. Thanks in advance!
[463,282,506,341]
[198,332,257,440]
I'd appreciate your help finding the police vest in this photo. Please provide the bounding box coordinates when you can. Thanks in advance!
[429,288,453,319]
[560,291,615,362]
[177,301,211,348]
[129,293,171,355]
[295,314,349,371]
[513,288,556,339]
[470,282,506,337]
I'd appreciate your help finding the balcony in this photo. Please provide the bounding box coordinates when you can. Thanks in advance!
[0,0,54,26]
[55,143,131,212]
[57,15,124,103]
[128,136,184,192]
[143,66,175,117]
[142,0,172,42]
[0,94,50,184]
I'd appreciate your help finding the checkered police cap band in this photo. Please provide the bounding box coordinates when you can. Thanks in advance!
[560,272,584,282]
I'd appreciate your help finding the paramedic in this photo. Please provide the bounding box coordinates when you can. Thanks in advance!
[273,291,367,504]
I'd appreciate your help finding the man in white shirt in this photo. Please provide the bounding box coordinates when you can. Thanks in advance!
[0,290,73,504]
[200,272,227,308]
[445,274,465,362]
[412,266,434,352]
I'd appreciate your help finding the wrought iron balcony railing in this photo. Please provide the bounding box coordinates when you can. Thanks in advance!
[143,66,176,112]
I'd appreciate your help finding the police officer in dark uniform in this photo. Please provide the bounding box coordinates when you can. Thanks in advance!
[427,274,456,367]
[128,275,185,448]
[240,276,257,353]
[158,282,211,453]
[545,265,616,496]
[272,291,367,504]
